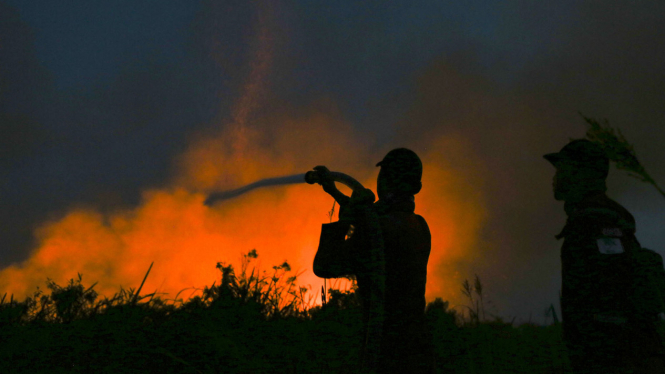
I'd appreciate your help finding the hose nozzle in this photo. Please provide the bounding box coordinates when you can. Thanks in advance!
[304,170,321,185]
[305,170,364,192]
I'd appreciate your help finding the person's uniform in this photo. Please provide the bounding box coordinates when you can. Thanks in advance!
[314,197,434,373]
[556,191,665,373]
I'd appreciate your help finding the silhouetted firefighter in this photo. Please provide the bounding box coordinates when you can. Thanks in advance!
[545,139,665,374]
[312,148,435,373]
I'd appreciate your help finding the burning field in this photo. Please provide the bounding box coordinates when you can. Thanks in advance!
[0,0,492,312]
[0,110,487,312]
[4,1,665,372]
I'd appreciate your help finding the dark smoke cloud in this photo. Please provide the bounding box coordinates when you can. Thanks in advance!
[0,1,252,267]
[0,3,54,265]
[2,0,665,324]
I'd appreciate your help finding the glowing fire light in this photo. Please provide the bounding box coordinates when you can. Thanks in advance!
[0,124,486,311]
[0,0,487,313]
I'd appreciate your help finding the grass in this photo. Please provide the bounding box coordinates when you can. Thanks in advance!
[0,250,363,374]
[441,275,572,374]
[581,113,665,198]
[2,250,663,373]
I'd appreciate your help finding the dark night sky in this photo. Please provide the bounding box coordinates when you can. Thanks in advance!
[2,0,664,324]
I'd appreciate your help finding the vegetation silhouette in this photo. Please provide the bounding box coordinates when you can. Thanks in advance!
[4,248,647,373]
[581,114,664,199]
[3,119,665,373]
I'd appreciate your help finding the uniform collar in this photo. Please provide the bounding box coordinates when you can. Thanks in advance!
[556,191,608,240]
[374,195,416,215]
[563,190,606,216]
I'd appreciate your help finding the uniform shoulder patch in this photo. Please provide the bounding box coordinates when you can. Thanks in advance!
[598,226,624,254]
[597,236,624,254]
[602,227,623,237]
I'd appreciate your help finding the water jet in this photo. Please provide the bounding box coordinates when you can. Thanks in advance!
[203,170,364,206]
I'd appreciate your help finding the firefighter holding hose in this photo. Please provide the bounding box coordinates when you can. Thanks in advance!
[312,148,434,373]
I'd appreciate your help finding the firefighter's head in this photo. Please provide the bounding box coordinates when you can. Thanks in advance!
[544,139,609,201]
[376,148,423,200]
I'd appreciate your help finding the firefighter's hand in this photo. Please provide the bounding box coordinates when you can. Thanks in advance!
[313,166,337,195]
[350,188,375,206]
[338,188,375,222]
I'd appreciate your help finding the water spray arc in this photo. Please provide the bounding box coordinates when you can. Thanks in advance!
[203,171,364,206]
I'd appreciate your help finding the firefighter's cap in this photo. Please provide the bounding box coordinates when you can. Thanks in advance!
[544,139,609,177]
[376,148,423,179]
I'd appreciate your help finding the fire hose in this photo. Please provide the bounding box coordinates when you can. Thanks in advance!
[205,171,385,372]
[305,170,385,372]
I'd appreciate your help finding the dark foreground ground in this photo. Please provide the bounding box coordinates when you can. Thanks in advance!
[2,254,662,373]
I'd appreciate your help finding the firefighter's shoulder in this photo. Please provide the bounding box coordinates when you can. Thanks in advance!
[634,248,665,268]
[569,197,635,233]
[567,206,622,235]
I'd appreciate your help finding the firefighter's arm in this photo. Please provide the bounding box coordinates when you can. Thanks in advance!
[313,221,370,279]
[559,212,605,321]
[313,189,374,278]
[313,166,350,207]
[313,221,355,278]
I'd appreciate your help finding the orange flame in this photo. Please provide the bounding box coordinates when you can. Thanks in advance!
[0,119,486,311]
[0,0,487,312]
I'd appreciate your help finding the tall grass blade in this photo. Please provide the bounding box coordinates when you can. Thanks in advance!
[581,113,665,198]
[132,261,154,305]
